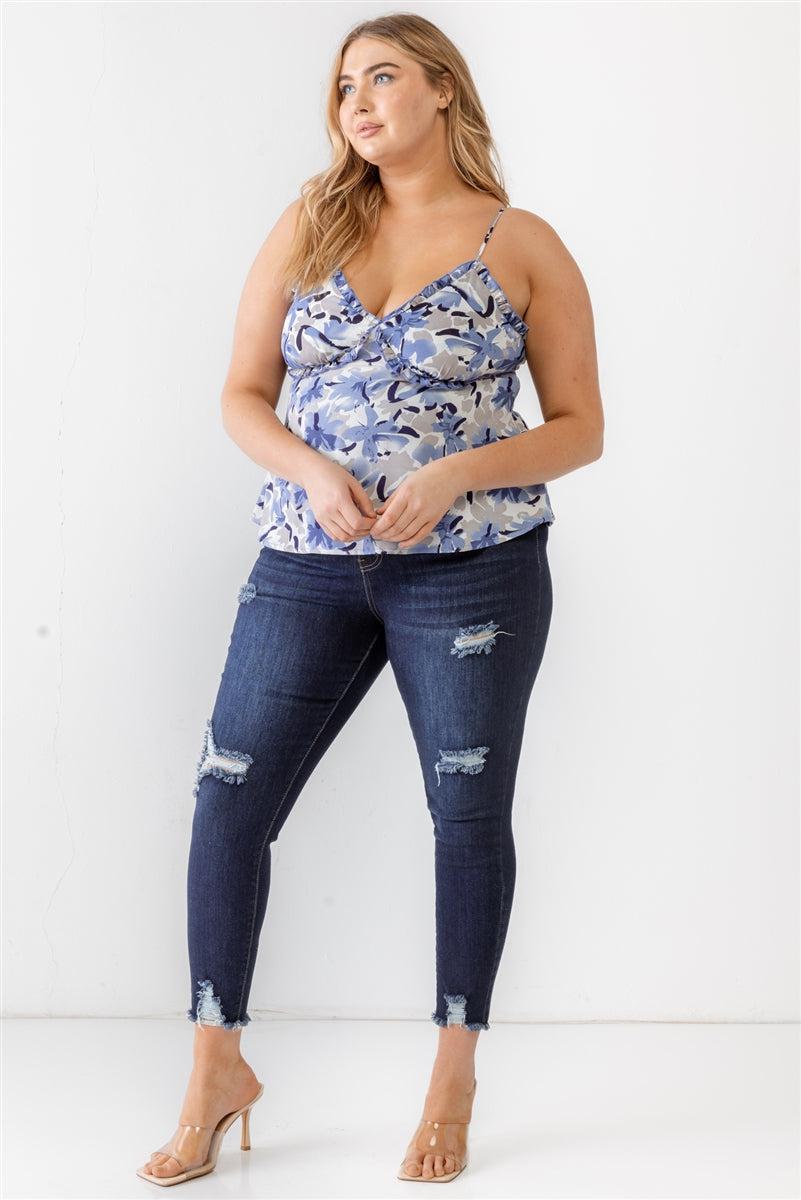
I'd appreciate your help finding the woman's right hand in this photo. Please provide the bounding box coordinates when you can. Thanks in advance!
[300,457,379,544]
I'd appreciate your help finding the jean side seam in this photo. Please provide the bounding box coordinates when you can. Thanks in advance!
[481,533,544,1027]
[234,631,382,1022]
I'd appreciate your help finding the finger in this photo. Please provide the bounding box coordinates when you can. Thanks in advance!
[322,516,359,543]
[398,519,435,548]
[350,485,380,520]
[370,502,392,528]
[370,494,400,528]
[339,496,377,535]
[372,501,410,541]
[379,511,419,541]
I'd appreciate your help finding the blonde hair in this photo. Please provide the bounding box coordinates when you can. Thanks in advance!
[278,11,509,298]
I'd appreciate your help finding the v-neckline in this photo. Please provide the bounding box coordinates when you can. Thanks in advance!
[331,256,530,337]
[332,256,481,326]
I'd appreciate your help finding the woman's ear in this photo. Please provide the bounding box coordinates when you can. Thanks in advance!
[438,72,455,109]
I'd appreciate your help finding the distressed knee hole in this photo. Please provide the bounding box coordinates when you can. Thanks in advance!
[434,745,489,786]
[238,582,257,604]
[193,719,253,798]
[450,620,514,658]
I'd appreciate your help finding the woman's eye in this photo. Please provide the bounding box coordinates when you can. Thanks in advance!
[339,72,393,98]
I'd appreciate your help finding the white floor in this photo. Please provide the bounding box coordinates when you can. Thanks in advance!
[2,1018,798,1199]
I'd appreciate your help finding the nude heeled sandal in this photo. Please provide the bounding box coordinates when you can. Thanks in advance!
[136,1082,264,1187]
[396,1078,477,1183]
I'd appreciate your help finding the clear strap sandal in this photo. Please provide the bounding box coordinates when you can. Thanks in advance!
[396,1077,477,1183]
[136,1082,264,1187]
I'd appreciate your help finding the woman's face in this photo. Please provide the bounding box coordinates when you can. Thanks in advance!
[337,37,449,163]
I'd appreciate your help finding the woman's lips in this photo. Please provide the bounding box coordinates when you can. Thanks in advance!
[357,125,383,138]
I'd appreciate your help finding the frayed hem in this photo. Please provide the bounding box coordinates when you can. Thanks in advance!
[185,1008,251,1031]
[431,1012,489,1032]
[431,1012,490,1031]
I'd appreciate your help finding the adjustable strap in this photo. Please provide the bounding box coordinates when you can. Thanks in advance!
[476,205,507,259]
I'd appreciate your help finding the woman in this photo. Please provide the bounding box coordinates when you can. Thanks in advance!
[137,10,603,1187]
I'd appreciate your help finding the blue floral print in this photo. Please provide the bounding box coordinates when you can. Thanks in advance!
[251,205,555,554]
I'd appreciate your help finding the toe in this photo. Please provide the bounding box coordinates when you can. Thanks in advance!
[422,1153,435,1178]
[151,1154,182,1177]
[434,1154,445,1176]
[402,1157,422,1177]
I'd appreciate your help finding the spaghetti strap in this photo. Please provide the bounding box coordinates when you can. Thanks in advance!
[475,204,507,259]
[259,198,556,555]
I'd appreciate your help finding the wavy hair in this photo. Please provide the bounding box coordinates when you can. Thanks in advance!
[277,11,509,298]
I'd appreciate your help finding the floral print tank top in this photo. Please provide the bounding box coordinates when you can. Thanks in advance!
[250,204,555,554]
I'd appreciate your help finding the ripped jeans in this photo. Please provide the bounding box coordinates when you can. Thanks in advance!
[186,520,553,1032]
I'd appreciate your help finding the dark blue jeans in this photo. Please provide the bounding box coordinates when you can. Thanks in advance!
[186,521,553,1033]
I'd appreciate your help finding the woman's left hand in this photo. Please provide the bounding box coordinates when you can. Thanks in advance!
[369,460,461,549]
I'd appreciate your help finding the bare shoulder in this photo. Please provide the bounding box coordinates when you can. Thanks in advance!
[502,209,602,439]
[221,197,304,408]
[245,196,305,302]
[503,207,589,297]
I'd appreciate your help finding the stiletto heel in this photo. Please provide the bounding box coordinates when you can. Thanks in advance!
[397,1077,477,1183]
[136,1082,264,1187]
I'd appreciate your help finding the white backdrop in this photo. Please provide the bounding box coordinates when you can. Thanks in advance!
[3,1,798,1027]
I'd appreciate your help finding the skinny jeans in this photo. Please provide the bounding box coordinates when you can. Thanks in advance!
[186,521,553,1032]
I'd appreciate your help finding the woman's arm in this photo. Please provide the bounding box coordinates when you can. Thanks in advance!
[219,201,380,543]
[219,197,324,487]
[437,209,605,497]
